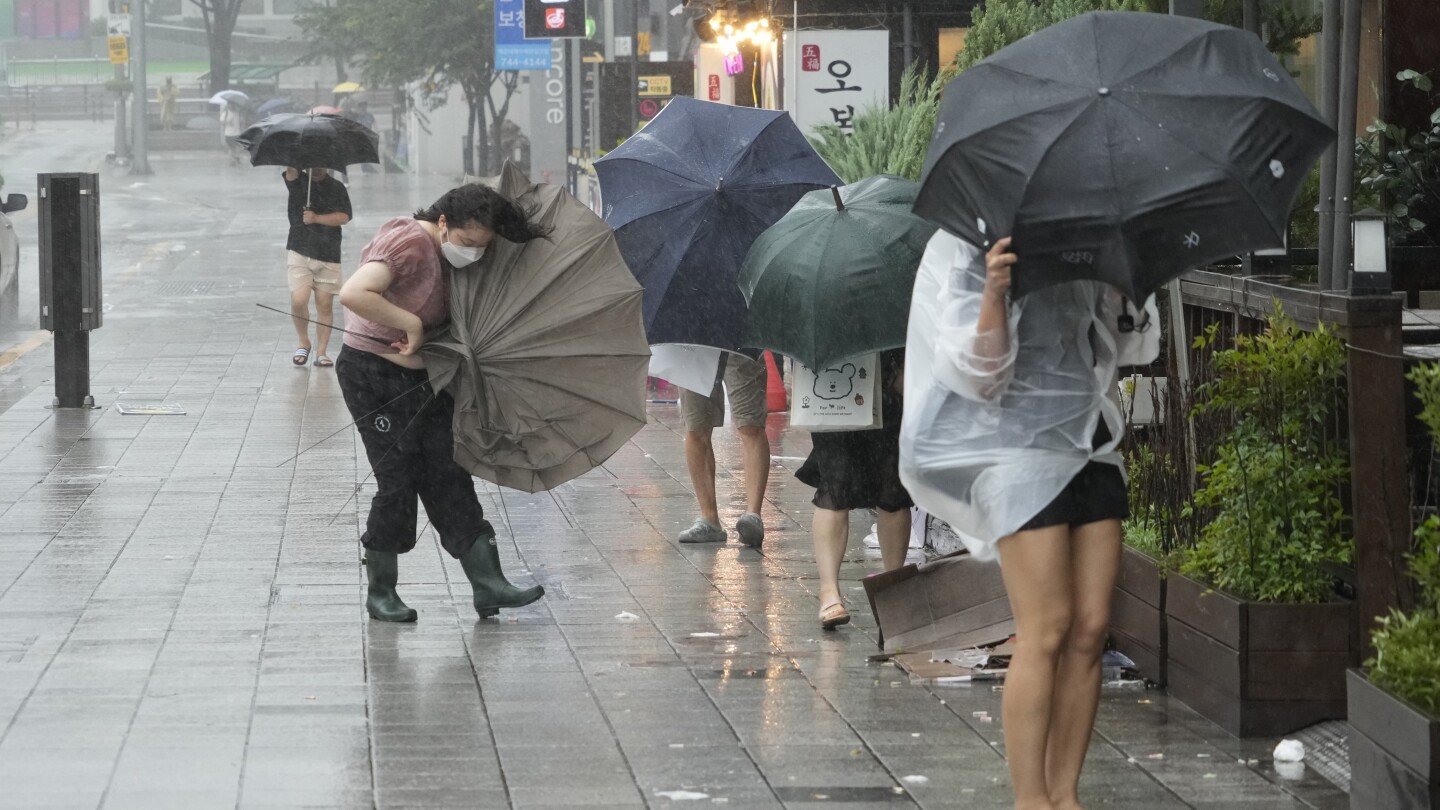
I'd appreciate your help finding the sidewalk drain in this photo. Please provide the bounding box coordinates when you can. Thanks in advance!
[156,280,215,297]
[1290,720,1349,793]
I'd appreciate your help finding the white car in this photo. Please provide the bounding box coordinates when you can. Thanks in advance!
[0,191,27,330]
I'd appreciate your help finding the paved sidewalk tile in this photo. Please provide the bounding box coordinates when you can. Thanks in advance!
[0,131,1349,809]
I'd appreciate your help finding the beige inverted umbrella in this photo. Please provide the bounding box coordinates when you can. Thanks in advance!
[422,162,650,493]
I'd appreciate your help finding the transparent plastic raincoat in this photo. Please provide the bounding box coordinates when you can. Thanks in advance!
[899,232,1161,560]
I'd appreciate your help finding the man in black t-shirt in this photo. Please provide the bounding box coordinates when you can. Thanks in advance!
[283,167,353,366]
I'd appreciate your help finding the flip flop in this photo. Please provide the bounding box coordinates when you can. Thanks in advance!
[313,355,334,368]
[292,347,310,366]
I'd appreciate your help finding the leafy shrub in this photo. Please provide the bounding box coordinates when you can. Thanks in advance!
[808,63,943,183]
[1367,362,1440,715]
[1356,70,1440,246]
[1180,307,1351,602]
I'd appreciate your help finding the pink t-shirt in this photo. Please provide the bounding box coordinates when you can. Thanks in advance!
[344,217,449,354]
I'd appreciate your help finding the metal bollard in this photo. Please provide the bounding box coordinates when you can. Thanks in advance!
[37,173,102,409]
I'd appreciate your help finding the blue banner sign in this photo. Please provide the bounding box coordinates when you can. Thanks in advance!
[496,0,552,71]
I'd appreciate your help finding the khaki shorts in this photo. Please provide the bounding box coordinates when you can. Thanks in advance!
[287,251,342,294]
[680,353,768,431]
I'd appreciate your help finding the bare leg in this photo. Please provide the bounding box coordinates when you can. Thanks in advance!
[684,429,719,524]
[997,525,1075,810]
[875,508,911,572]
[290,286,313,349]
[1046,519,1122,810]
[737,425,770,514]
[314,292,335,357]
[811,507,849,608]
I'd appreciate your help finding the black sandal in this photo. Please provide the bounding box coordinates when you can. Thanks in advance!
[292,347,310,366]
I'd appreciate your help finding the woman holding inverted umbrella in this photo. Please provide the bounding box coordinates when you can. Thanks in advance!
[333,184,553,623]
[900,12,1331,810]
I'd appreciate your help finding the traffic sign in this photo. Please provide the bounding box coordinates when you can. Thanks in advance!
[108,35,129,65]
[637,76,671,97]
[107,14,130,37]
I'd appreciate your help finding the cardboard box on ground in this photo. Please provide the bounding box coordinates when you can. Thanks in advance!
[864,547,1016,685]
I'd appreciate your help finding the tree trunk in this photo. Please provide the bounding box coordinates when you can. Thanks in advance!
[208,29,232,91]
[192,0,240,92]
[488,73,520,174]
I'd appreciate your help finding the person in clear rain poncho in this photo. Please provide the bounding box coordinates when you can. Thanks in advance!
[899,230,1158,810]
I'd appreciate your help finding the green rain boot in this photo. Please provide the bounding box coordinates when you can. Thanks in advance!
[364,551,418,623]
[458,532,545,618]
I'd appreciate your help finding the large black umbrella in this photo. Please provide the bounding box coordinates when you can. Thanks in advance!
[236,112,379,174]
[915,11,1333,302]
[594,97,841,350]
[739,175,937,370]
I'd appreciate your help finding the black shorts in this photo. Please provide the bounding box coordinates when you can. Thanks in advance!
[1017,460,1129,532]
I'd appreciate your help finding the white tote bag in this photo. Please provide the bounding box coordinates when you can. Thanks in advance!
[789,354,883,431]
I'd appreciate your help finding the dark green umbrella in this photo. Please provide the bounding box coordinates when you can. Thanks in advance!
[738,175,937,371]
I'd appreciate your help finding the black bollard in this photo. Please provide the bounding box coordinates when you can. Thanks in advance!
[37,173,102,409]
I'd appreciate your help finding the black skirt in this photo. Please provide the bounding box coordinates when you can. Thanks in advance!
[794,350,914,513]
[1016,421,1128,531]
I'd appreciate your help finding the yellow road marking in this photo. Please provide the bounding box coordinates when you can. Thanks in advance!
[0,331,51,371]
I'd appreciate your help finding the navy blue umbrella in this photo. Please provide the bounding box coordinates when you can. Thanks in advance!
[594,97,840,350]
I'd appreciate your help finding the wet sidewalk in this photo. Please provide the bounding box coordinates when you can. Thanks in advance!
[0,142,1349,809]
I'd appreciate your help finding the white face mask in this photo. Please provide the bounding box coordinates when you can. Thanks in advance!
[441,240,484,267]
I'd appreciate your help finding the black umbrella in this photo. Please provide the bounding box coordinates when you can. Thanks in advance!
[237,112,378,170]
[236,113,379,203]
[594,97,840,350]
[914,11,1333,302]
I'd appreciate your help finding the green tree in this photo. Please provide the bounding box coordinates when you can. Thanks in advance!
[1203,0,1322,60]
[953,0,1159,73]
[298,0,522,175]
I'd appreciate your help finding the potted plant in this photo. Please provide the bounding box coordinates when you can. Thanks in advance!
[1356,69,1440,306]
[1166,307,1356,737]
[1347,361,1440,810]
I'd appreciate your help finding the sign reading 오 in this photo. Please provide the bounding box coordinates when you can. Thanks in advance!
[782,30,889,138]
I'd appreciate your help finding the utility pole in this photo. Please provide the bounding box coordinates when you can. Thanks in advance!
[129,0,151,175]
[629,0,640,134]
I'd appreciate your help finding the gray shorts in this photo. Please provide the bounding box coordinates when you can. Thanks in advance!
[680,353,768,431]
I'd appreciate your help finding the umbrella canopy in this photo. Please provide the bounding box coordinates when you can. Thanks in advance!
[208,89,249,107]
[422,163,650,493]
[914,11,1333,303]
[333,81,365,94]
[739,175,937,370]
[256,97,294,117]
[594,97,840,350]
[235,113,379,172]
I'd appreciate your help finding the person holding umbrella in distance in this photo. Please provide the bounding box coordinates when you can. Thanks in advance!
[900,12,1333,810]
[335,185,551,623]
[236,112,376,367]
[281,166,351,367]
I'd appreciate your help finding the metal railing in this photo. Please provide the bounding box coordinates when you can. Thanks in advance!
[5,56,113,87]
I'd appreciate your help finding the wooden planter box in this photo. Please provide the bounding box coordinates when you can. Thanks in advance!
[1348,669,1440,810]
[1109,545,1166,685]
[1164,572,1355,737]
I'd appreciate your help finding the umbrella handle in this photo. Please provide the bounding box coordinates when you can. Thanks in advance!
[306,172,313,209]
[831,185,844,212]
